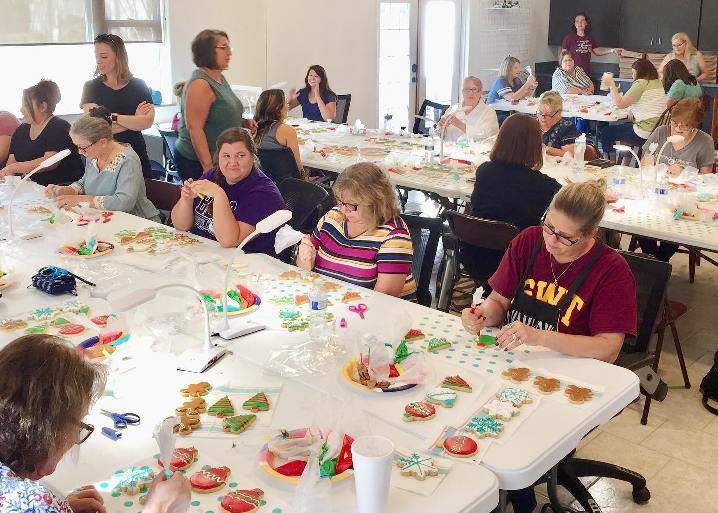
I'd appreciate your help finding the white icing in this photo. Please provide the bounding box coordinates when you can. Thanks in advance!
[483,399,519,419]
[426,388,457,405]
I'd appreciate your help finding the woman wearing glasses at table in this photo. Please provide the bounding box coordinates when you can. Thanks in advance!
[0,335,191,513]
[296,162,416,299]
[175,29,257,181]
[658,33,709,82]
[551,49,594,96]
[537,91,580,157]
[438,76,498,142]
[81,34,155,178]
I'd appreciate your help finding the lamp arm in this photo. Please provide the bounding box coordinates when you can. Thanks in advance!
[655,140,671,167]
[8,166,43,238]
[154,283,212,351]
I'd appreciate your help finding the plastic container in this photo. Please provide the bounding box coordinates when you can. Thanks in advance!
[573,133,586,173]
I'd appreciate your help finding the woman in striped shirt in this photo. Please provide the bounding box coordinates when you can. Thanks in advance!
[296,162,416,299]
[551,50,594,95]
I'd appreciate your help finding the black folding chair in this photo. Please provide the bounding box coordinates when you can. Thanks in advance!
[333,94,351,124]
[157,127,181,183]
[144,179,181,225]
[400,214,443,307]
[257,147,302,185]
[412,99,450,135]
[278,178,329,233]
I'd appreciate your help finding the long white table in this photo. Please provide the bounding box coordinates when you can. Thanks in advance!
[490,93,628,122]
[0,190,640,511]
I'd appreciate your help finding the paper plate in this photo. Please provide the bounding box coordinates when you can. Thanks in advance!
[257,428,353,485]
[340,359,418,394]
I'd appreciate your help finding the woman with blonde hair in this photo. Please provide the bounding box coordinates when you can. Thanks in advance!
[296,162,416,298]
[658,32,709,82]
[0,334,191,513]
[81,33,155,177]
[486,56,537,105]
[439,76,499,142]
[253,88,305,176]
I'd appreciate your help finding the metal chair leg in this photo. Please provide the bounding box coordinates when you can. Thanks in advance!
[437,250,456,312]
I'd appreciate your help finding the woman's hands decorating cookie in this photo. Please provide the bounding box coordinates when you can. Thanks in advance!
[496,321,539,351]
[296,235,317,271]
[187,179,222,200]
[66,485,106,513]
[461,306,487,335]
[56,194,91,210]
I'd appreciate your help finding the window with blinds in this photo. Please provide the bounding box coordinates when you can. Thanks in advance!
[0,0,163,45]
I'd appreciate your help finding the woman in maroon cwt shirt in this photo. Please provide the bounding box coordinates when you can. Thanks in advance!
[561,12,622,76]
[462,179,637,363]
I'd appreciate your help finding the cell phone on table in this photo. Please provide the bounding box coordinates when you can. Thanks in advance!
[586,158,614,169]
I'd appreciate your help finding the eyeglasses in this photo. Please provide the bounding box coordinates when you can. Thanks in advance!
[76,141,97,153]
[78,421,95,445]
[669,120,694,132]
[541,215,581,246]
[215,45,233,52]
[462,87,480,93]
[336,199,359,212]
[538,109,560,119]
[672,41,686,48]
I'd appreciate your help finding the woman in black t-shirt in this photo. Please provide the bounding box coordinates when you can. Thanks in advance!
[0,80,82,185]
[81,33,154,177]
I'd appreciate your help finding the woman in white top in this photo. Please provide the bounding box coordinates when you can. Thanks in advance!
[552,50,594,95]
[439,77,499,142]
[658,32,709,82]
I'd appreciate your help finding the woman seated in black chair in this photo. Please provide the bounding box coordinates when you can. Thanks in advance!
[461,179,637,513]
[461,113,561,286]
[254,88,305,177]
[288,65,337,122]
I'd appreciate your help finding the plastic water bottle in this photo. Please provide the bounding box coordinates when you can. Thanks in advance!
[424,128,435,162]
[308,285,332,343]
[383,114,394,134]
[612,166,627,197]
[573,133,586,173]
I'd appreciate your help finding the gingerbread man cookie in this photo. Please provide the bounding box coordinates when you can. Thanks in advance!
[501,367,531,383]
[176,397,207,415]
[180,382,211,397]
[534,376,561,394]
[174,414,201,435]
[565,385,593,404]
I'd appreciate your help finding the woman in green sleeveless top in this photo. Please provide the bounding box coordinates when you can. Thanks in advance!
[175,29,257,180]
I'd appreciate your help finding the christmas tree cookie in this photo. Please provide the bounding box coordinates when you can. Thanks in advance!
[222,414,257,434]
[441,375,472,393]
[426,337,451,353]
[208,396,235,417]
[242,392,270,412]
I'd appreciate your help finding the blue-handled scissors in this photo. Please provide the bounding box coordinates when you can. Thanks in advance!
[100,409,141,429]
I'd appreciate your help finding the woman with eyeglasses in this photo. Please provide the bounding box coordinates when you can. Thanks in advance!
[0,334,191,513]
[438,76,498,142]
[537,91,580,157]
[288,65,337,122]
[44,109,160,222]
[296,162,416,299]
[658,33,708,82]
[551,49,594,96]
[0,80,83,185]
[81,34,155,178]
[175,29,257,181]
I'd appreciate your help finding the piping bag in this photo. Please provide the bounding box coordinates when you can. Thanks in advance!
[154,416,179,477]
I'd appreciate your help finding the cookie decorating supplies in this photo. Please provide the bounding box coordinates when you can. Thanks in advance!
[153,416,179,478]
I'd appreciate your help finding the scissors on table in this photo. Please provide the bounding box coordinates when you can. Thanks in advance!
[348,303,368,319]
[100,409,141,429]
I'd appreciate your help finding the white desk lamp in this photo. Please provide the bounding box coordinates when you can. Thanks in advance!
[108,283,225,373]
[218,209,292,340]
[613,144,644,198]
[7,149,71,239]
[655,134,685,165]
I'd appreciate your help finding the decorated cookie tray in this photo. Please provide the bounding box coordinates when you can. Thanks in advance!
[500,366,605,407]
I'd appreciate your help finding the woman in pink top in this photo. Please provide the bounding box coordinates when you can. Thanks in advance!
[0,111,20,166]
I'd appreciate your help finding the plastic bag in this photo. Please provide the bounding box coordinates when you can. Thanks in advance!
[275,225,304,254]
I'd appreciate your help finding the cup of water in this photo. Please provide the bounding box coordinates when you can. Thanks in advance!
[351,435,394,513]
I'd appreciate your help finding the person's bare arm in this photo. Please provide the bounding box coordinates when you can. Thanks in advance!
[699,165,714,174]
[609,83,635,109]
[0,135,11,165]
[184,80,216,171]
[287,88,300,110]
[115,101,155,131]
[503,76,537,101]
[171,180,197,231]
[276,124,305,176]
[0,151,61,176]
[657,54,670,76]
[374,273,408,297]
[695,52,709,82]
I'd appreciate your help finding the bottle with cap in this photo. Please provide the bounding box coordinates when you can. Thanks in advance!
[573,133,586,174]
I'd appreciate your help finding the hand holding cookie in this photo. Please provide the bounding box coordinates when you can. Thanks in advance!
[496,321,538,351]
[461,306,487,335]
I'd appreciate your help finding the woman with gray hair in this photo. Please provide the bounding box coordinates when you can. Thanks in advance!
[44,108,160,222]
[439,76,499,142]
[537,91,579,157]
[0,334,191,513]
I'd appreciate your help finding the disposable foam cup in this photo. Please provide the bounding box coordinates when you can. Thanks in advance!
[601,72,614,91]
[351,435,394,513]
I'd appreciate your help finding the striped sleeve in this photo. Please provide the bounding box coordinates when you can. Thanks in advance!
[575,67,593,89]
[552,69,569,93]
[495,78,513,98]
[376,223,414,275]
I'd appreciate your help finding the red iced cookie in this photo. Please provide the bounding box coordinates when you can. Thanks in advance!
[158,447,198,471]
[221,489,264,513]
[190,465,230,493]
[91,315,109,327]
[274,459,307,477]
[443,435,478,458]
[59,323,86,335]
[388,364,399,378]
[402,402,436,422]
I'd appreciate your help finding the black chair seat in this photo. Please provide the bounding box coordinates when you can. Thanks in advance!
[258,147,302,185]
[278,178,329,233]
[413,99,450,135]
[333,94,351,124]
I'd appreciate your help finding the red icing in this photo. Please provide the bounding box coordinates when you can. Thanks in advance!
[404,329,424,340]
[334,434,354,474]
[274,459,307,477]
[91,315,109,327]
[238,285,255,306]
[190,466,230,490]
[221,489,264,513]
[443,435,478,456]
[59,323,85,335]
[405,402,435,418]
[388,364,399,378]
[159,447,197,471]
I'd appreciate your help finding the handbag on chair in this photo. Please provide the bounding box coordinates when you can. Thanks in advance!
[700,351,718,415]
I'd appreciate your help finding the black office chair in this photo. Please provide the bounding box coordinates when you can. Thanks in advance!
[540,252,671,513]
[258,147,302,185]
[144,178,181,225]
[412,99,450,135]
[157,127,181,184]
[333,94,351,124]
[400,213,443,307]
[278,178,329,233]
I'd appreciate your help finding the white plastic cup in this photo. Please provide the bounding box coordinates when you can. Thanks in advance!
[601,72,614,91]
[351,435,394,513]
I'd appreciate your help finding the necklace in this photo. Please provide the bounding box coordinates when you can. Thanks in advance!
[549,254,576,287]
[29,115,53,139]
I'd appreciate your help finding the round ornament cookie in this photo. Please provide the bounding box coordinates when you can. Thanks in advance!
[221,489,265,513]
[59,323,86,336]
[159,446,198,471]
[442,435,478,458]
[190,465,230,493]
[402,402,436,422]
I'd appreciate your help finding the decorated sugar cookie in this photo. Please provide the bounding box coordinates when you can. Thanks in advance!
[501,367,531,383]
[190,465,230,493]
[402,402,435,422]
[294,294,310,306]
[25,323,48,334]
[269,296,294,306]
[442,435,478,458]
[341,291,361,303]
[242,392,270,412]
[223,414,256,434]
[180,382,211,397]
[497,386,533,407]
[278,310,301,321]
[159,447,198,471]
[0,319,27,331]
[534,376,561,394]
[321,281,340,292]
[174,414,201,436]
[465,415,504,438]
[113,466,155,495]
[91,315,109,327]
[425,388,457,408]
[565,385,593,404]
[221,489,266,513]
[404,329,425,342]
[176,397,207,415]
[59,323,86,336]
[278,271,300,280]
[395,453,439,481]
[427,338,451,353]
[483,399,519,421]
[441,375,472,393]
[208,396,235,417]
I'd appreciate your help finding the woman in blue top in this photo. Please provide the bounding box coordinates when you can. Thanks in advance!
[486,56,537,105]
[662,59,702,108]
[45,109,160,222]
[288,65,337,122]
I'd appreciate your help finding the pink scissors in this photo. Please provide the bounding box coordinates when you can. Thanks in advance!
[348,303,367,319]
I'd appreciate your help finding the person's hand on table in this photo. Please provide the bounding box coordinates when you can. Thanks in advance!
[613,48,623,57]
[67,485,106,513]
[497,320,539,351]
[45,184,59,198]
[243,119,258,132]
[667,164,683,176]
[142,472,191,513]
[57,195,90,210]
[461,306,488,335]
[188,179,223,199]
[296,235,316,271]
[0,163,21,177]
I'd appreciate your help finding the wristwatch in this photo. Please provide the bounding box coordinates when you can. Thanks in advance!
[111,113,118,123]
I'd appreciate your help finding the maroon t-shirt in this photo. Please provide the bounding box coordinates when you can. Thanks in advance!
[489,227,637,337]
[0,111,20,137]
[562,32,597,75]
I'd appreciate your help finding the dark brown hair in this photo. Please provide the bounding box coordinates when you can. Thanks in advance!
[662,59,698,92]
[303,65,334,99]
[253,89,286,145]
[22,79,60,122]
[632,55,659,81]
[93,33,132,83]
[670,98,705,129]
[571,12,592,34]
[489,113,543,170]
[191,29,229,69]
[0,335,105,475]
[212,127,259,188]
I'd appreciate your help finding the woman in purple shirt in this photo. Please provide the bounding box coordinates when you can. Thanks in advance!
[561,12,622,75]
[171,127,286,254]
